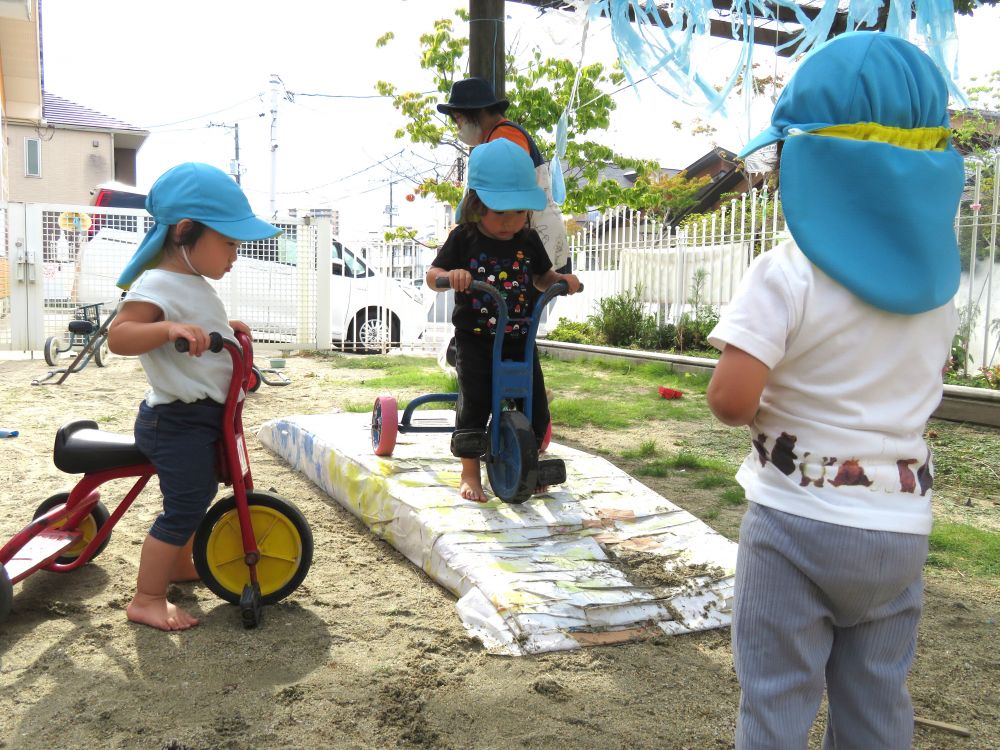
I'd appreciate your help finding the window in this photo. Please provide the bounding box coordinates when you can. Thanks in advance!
[25,138,41,177]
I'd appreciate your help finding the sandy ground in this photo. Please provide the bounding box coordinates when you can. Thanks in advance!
[0,350,998,750]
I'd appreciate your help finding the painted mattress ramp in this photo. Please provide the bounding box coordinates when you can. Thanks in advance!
[258,410,736,656]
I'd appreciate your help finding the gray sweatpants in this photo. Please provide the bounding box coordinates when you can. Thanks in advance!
[733,502,928,750]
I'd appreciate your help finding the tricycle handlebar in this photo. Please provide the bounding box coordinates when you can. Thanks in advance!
[174,332,226,354]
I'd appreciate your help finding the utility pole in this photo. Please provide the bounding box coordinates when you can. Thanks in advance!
[208,121,241,184]
[385,180,398,227]
[269,73,283,217]
[469,0,505,98]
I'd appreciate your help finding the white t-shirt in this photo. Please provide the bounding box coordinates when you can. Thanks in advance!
[125,269,234,407]
[708,240,957,535]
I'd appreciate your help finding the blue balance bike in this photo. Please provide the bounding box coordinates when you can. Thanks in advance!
[370,278,580,504]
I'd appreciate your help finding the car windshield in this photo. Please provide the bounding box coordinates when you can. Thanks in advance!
[333,242,373,278]
[243,236,373,278]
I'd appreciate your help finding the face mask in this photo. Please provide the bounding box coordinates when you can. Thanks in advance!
[457,120,483,146]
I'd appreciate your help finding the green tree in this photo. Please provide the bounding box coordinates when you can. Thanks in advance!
[376,10,685,218]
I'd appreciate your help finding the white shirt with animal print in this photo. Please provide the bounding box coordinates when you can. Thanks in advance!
[709,239,958,535]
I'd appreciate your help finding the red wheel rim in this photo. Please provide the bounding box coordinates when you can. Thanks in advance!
[372,395,398,456]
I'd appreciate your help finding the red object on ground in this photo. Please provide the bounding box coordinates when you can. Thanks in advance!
[658,386,683,399]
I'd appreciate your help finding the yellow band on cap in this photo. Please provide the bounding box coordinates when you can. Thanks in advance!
[811,122,950,151]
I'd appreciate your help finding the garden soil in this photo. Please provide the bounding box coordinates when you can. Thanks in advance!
[0,352,997,750]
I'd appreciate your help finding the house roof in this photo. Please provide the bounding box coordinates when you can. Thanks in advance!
[43,92,148,134]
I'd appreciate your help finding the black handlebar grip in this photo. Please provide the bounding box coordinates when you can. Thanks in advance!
[435,276,451,289]
[174,332,224,353]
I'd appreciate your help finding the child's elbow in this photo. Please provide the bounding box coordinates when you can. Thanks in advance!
[706,386,757,427]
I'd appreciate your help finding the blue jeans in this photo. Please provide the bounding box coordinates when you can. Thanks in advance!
[134,399,223,546]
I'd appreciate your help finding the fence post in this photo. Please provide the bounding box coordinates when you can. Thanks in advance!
[982,154,999,367]
[314,215,333,351]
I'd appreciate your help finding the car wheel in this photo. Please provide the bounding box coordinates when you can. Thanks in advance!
[350,309,399,353]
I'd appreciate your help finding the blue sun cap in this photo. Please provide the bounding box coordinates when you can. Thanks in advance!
[741,32,964,314]
[467,139,546,212]
[116,162,282,289]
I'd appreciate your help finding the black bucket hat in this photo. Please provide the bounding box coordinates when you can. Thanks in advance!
[436,77,510,115]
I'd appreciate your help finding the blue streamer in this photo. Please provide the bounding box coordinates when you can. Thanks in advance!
[588,0,970,116]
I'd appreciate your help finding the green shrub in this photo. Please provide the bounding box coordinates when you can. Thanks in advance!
[546,317,596,344]
[587,286,661,348]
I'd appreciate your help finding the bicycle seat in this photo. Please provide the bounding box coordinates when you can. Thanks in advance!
[68,320,96,335]
[53,419,149,474]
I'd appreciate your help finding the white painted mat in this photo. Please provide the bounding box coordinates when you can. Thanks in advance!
[258,410,736,655]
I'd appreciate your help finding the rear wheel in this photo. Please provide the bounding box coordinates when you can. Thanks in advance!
[539,419,553,453]
[44,336,64,367]
[32,492,112,565]
[248,366,262,393]
[371,395,398,456]
[193,491,313,606]
[486,411,538,504]
[94,336,110,367]
[0,566,12,622]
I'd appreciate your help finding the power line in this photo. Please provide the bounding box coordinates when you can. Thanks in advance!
[143,95,263,129]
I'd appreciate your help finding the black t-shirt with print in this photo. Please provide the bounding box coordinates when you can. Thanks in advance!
[431,225,552,337]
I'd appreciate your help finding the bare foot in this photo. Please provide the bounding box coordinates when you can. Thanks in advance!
[535,485,550,496]
[126,594,200,631]
[459,474,489,502]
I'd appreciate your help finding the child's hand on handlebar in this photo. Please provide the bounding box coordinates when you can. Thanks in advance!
[561,273,582,295]
[168,323,211,356]
[230,319,251,335]
[447,269,474,293]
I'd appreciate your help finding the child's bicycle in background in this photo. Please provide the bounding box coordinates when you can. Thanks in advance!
[371,278,581,504]
[2,331,313,628]
[33,297,122,386]
[44,302,112,368]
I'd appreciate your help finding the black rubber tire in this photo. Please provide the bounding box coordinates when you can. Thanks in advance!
[0,566,12,623]
[349,308,400,353]
[32,492,113,565]
[94,336,110,367]
[248,366,262,393]
[486,410,538,504]
[193,491,313,606]
[44,336,63,367]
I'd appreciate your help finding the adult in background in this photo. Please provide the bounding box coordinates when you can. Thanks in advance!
[438,77,571,274]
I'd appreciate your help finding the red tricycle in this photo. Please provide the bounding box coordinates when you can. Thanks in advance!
[0,331,313,628]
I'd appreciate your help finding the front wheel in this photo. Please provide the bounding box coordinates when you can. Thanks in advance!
[32,492,112,565]
[44,336,64,367]
[486,410,538,504]
[193,491,313,606]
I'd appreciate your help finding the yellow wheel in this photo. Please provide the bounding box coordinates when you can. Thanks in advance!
[32,492,112,565]
[193,491,313,605]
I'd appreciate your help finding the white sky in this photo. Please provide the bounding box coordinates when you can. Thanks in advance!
[39,1,1000,239]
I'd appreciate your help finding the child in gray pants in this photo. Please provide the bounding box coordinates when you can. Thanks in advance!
[706,32,963,749]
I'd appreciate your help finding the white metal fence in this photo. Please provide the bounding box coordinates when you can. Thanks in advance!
[2,156,996,371]
[562,156,999,372]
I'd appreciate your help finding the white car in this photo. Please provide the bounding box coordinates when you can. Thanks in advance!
[76,227,430,351]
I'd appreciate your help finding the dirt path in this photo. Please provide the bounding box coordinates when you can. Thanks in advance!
[1,352,997,750]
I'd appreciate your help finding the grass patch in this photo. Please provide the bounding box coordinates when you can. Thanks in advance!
[544,356,710,397]
[719,487,746,506]
[927,522,1000,578]
[363,369,457,392]
[343,400,376,413]
[621,440,658,459]
[635,451,730,477]
[694,473,735,489]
